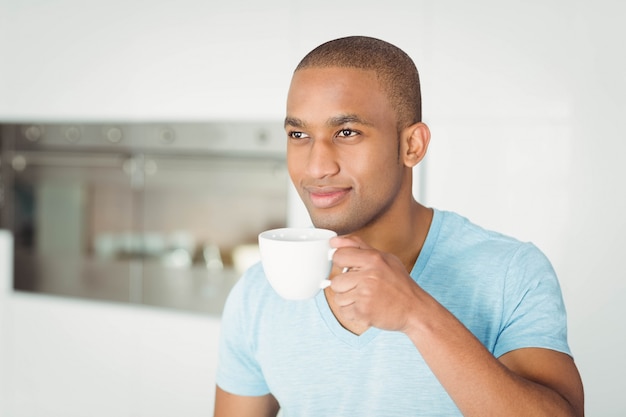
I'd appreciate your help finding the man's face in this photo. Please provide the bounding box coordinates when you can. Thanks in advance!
[285,66,407,235]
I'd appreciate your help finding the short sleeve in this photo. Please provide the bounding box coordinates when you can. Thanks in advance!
[215,267,271,396]
[494,243,571,358]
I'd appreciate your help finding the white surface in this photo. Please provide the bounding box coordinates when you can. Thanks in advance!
[0,230,14,416]
[1,1,625,416]
[0,0,294,121]
[0,231,222,417]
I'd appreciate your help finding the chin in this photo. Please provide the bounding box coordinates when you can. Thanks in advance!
[310,217,357,236]
[306,201,373,235]
[310,217,338,233]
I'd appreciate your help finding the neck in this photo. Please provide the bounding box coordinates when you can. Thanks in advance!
[354,200,433,272]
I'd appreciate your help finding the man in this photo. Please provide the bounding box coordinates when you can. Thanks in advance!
[214,36,584,416]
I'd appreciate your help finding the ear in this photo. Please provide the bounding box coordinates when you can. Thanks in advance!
[401,122,431,168]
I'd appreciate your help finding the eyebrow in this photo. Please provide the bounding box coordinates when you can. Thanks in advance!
[327,114,373,127]
[284,116,305,128]
[284,114,373,128]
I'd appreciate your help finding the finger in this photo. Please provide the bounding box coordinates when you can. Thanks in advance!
[330,270,360,294]
[334,294,357,309]
[329,242,361,272]
[330,235,371,250]
[332,245,383,274]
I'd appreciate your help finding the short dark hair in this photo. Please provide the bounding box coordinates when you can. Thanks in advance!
[295,36,422,128]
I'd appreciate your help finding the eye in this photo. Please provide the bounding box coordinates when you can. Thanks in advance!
[288,131,309,140]
[337,129,358,138]
[334,128,362,143]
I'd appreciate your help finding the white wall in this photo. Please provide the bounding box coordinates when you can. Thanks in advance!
[1,0,625,416]
[419,3,626,415]
[0,0,295,121]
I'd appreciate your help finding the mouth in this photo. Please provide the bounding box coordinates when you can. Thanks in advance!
[305,186,351,209]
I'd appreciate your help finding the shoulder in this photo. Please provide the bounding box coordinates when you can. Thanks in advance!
[429,211,569,356]
[221,262,274,326]
[436,210,520,247]
[430,209,558,299]
[227,262,271,301]
[434,209,548,265]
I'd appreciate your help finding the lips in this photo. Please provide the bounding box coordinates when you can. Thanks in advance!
[305,186,351,209]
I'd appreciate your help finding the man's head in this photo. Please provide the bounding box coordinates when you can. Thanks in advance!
[285,36,429,236]
[295,36,422,130]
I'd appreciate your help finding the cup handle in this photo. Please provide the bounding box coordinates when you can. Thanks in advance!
[321,249,336,290]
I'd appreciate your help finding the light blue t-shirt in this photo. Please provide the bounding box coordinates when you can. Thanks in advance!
[216,210,571,416]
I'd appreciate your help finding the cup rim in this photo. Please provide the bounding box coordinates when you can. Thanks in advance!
[258,227,337,242]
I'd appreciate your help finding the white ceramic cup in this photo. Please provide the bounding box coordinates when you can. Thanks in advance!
[258,227,337,300]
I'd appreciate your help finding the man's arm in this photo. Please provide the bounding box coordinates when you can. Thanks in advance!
[499,348,584,415]
[330,236,584,417]
[214,386,280,417]
[401,290,584,416]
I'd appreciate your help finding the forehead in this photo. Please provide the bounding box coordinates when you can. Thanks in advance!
[286,67,394,125]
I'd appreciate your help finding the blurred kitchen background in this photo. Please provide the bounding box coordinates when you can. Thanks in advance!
[0,0,624,416]
[1,121,289,314]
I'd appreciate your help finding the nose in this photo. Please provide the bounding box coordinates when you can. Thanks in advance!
[305,138,340,179]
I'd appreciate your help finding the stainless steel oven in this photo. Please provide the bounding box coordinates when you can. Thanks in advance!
[0,122,289,314]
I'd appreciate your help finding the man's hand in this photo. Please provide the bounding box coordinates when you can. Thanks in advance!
[329,235,421,332]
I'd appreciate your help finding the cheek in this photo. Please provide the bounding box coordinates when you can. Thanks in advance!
[352,153,404,203]
[342,145,398,180]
